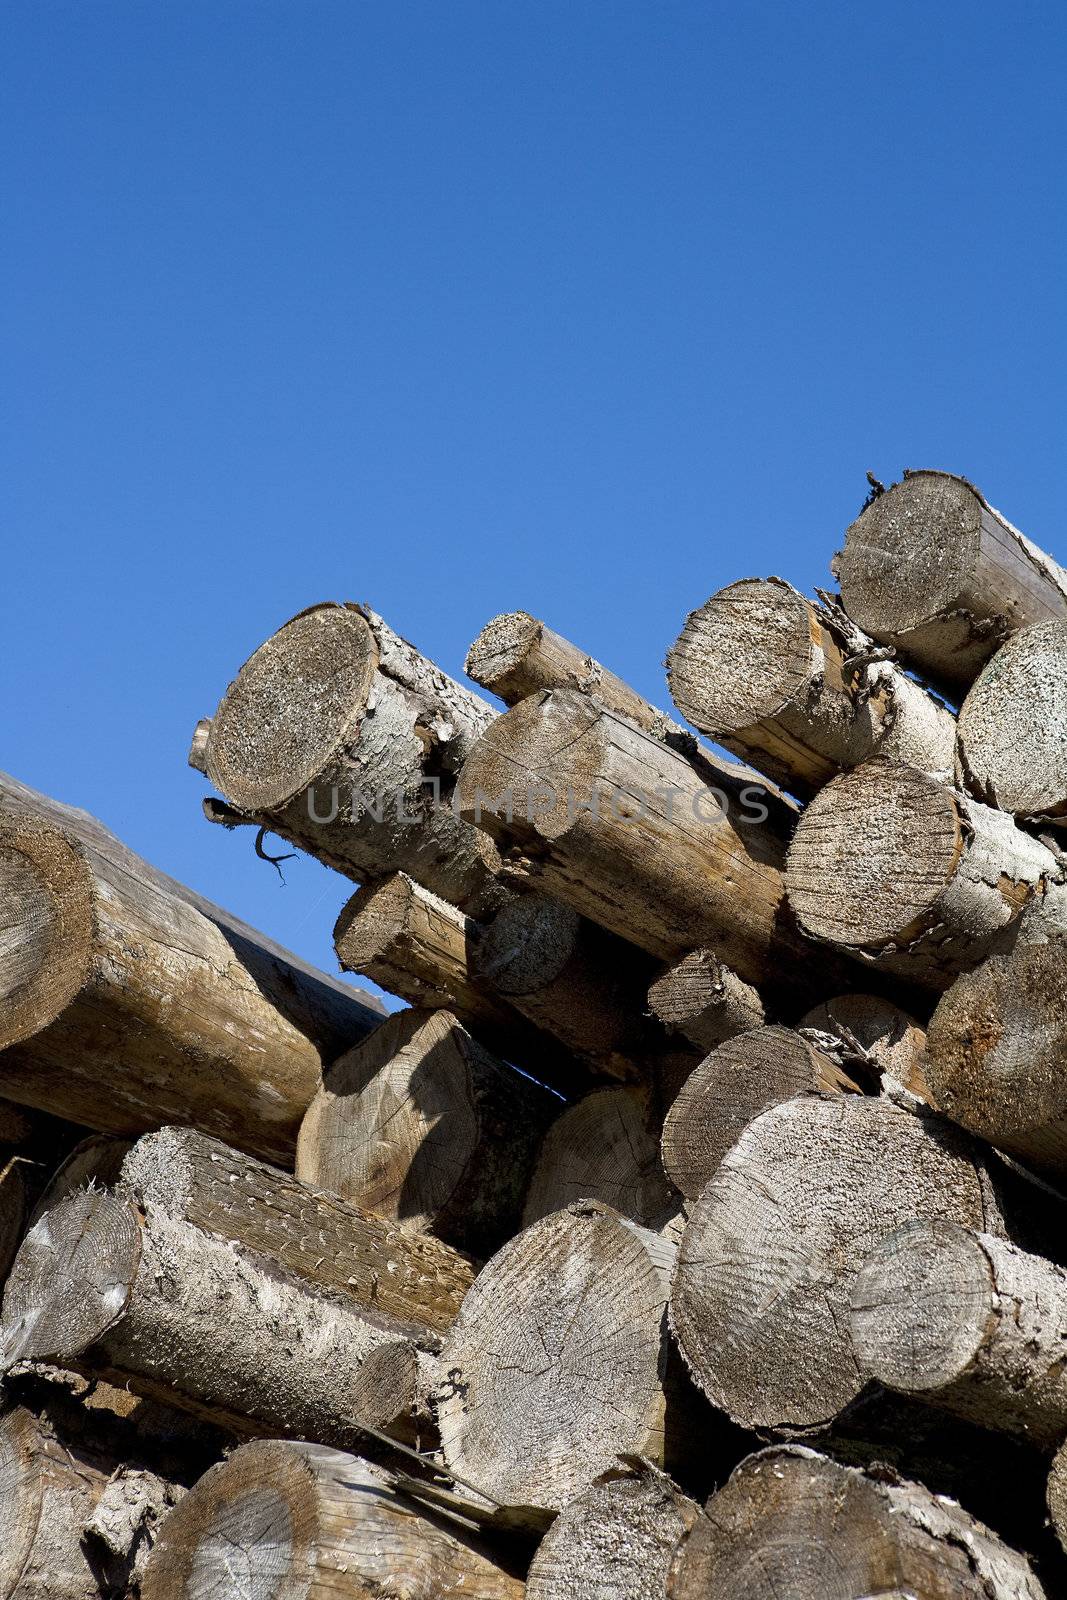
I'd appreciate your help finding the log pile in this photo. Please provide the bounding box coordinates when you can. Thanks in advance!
[3,469,1067,1594]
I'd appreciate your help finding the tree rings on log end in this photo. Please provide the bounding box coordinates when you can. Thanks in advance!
[0,820,94,1050]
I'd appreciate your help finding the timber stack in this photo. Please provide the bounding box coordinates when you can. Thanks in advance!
[2,467,1067,1595]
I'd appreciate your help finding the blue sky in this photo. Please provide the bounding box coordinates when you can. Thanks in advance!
[4,3,1065,998]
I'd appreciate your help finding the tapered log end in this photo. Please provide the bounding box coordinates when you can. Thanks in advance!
[0,818,95,1051]
[784,758,961,952]
[1,1187,141,1369]
[473,895,581,996]
[850,1217,992,1396]
[837,471,984,641]
[333,873,418,972]
[205,604,378,813]
[465,611,542,697]
[667,578,817,740]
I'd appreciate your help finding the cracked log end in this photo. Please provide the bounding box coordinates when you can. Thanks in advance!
[205,603,378,813]
[0,818,95,1051]
[465,611,543,697]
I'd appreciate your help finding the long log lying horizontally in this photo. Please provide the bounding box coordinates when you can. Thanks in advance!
[660,1026,862,1201]
[670,1445,1046,1599]
[526,1462,699,1600]
[436,1200,700,1512]
[784,756,1067,987]
[924,941,1067,1180]
[0,775,383,1166]
[141,1438,524,1600]
[834,469,1067,698]
[646,949,764,1055]
[669,1095,995,1433]
[455,688,845,1006]
[197,602,507,915]
[850,1217,1067,1449]
[296,1007,557,1259]
[667,577,954,797]
[956,620,1067,820]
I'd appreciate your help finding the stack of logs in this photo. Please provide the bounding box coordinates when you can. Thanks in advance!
[3,469,1067,1595]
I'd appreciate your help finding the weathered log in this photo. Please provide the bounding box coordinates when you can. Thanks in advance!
[141,1438,524,1600]
[0,1159,28,1285]
[523,1086,681,1235]
[1049,1442,1067,1555]
[956,619,1067,821]
[834,469,1067,698]
[114,1125,474,1334]
[0,1185,423,1447]
[526,1462,699,1600]
[669,1094,995,1432]
[660,1026,862,1201]
[798,991,929,1100]
[0,1400,181,1599]
[472,894,663,1078]
[296,1007,556,1259]
[437,1200,693,1511]
[850,1217,1067,1449]
[924,941,1067,1180]
[667,577,954,796]
[647,950,764,1054]
[198,602,507,915]
[0,780,383,1166]
[670,1444,1046,1599]
[785,756,1067,987]
[455,688,841,1006]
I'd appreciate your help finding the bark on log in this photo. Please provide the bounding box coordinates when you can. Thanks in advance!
[850,1217,1067,1449]
[798,992,929,1100]
[924,941,1067,1180]
[667,577,954,797]
[647,950,764,1055]
[660,1026,862,1201]
[526,1462,699,1600]
[455,688,842,1007]
[198,602,507,915]
[669,1094,996,1432]
[0,1401,180,1600]
[669,1445,1046,1600]
[437,1200,691,1511]
[522,1086,681,1236]
[0,1185,423,1447]
[0,782,383,1167]
[296,1007,557,1259]
[834,469,1067,699]
[141,1437,525,1600]
[956,620,1067,821]
[472,893,663,1079]
[1049,1442,1067,1555]
[784,756,1067,987]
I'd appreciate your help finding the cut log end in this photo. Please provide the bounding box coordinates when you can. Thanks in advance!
[1048,1442,1067,1556]
[465,610,543,696]
[849,1217,994,1396]
[0,820,94,1050]
[205,603,378,813]
[957,620,1067,818]
[798,993,928,1099]
[333,871,425,970]
[647,949,764,1054]
[522,1087,679,1234]
[473,895,581,995]
[525,1464,698,1599]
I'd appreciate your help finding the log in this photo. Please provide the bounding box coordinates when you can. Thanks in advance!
[455,688,841,1006]
[669,1445,1046,1600]
[0,1159,28,1286]
[850,1217,1067,1449]
[141,1438,524,1600]
[956,620,1067,821]
[522,1086,681,1236]
[798,991,929,1100]
[437,1199,692,1511]
[660,1026,862,1201]
[833,469,1067,698]
[1049,1443,1067,1555]
[669,1094,995,1432]
[667,577,954,796]
[526,1462,699,1600]
[472,893,663,1078]
[647,950,764,1054]
[0,786,383,1167]
[0,1400,180,1599]
[924,941,1067,1180]
[784,756,1067,987]
[198,602,507,915]
[295,1007,557,1259]
[0,1103,32,1147]
[0,1185,423,1447]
